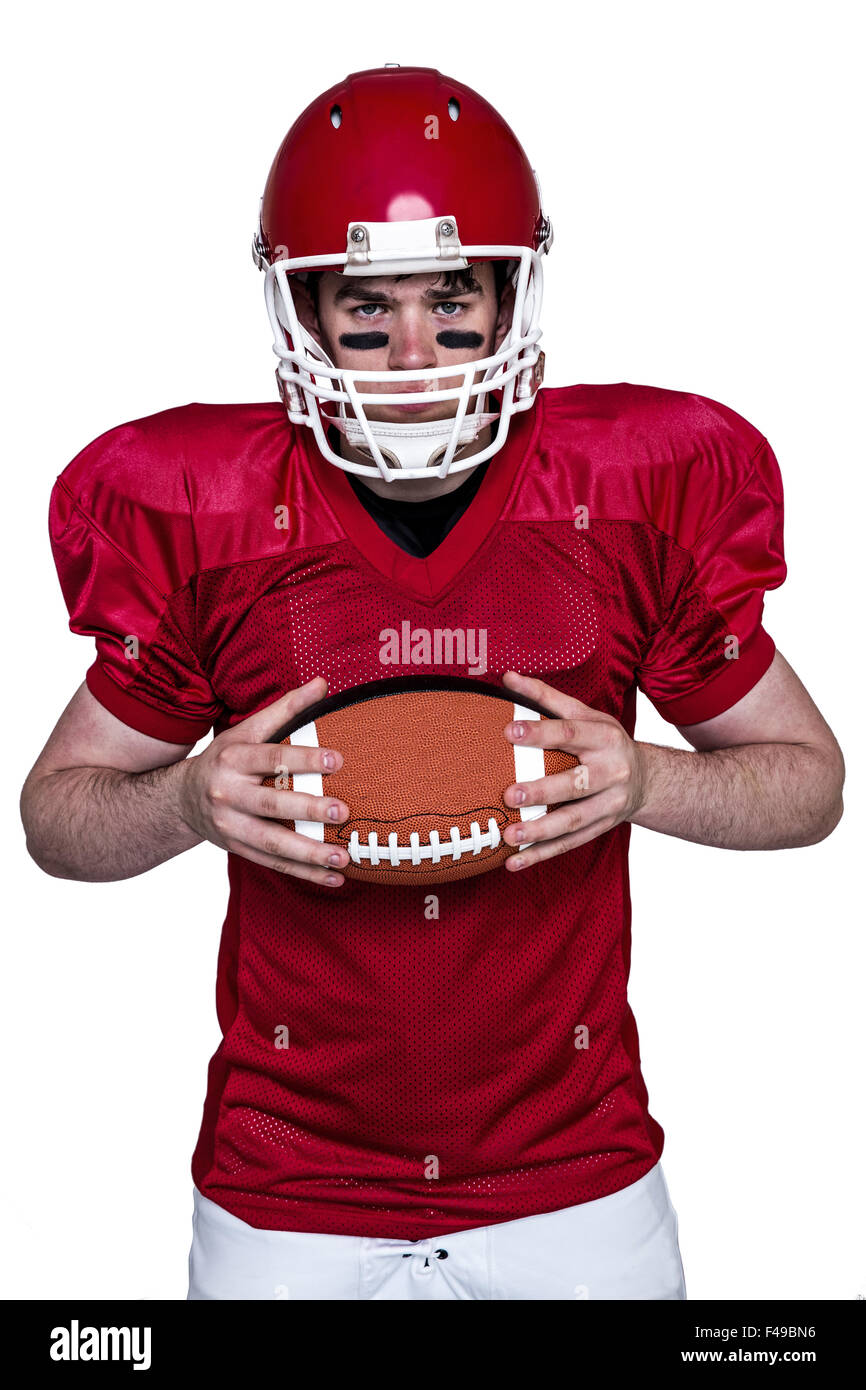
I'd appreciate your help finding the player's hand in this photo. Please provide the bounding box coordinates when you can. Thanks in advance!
[500,670,649,870]
[177,677,350,886]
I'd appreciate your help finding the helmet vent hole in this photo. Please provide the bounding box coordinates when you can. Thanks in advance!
[330,104,342,129]
[448,97,460,121]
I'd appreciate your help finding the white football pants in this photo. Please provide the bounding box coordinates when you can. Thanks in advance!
[187,1160,686,1300]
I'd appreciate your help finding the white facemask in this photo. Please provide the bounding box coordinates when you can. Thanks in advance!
[258,214,549,482]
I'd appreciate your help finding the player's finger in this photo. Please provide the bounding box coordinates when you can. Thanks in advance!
[502,670,596,720]
[503,763,592,810]
[219,808,350,870]
[251,785,350,827]
[225,741,344,778]
[228,841,346,887]
[503,714,607,754]
[503,789,619,849]
[505,824,603,872]
[221,677,329,745]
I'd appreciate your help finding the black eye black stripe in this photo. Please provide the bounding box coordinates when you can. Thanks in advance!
[338,332,390,349]
[436,331,484,349]
[336,331,486,351]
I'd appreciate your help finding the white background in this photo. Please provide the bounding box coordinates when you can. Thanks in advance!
[3,0,863,1301]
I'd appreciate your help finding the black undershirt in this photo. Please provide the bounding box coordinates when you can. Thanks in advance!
[332,411,498,558]
[346,455,490,558]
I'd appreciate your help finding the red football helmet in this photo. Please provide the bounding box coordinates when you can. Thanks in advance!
[252,65,552,480]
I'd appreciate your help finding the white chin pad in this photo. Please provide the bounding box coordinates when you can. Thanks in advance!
[335,411,498,438]
[329,410,499,472]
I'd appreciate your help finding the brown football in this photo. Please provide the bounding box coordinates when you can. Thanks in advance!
[263,676,580,886]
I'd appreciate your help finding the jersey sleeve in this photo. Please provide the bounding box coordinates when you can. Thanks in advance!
[49,423,224,744]
[636,431,786,726]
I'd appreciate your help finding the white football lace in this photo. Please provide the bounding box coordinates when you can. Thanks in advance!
[347,818,502,868]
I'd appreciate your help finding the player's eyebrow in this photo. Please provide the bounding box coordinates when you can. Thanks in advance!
[332,283,483,305]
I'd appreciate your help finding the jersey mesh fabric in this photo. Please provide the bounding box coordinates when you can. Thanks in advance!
[48,383,786,1237]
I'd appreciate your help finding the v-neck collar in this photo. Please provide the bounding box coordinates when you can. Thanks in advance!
[299,394,543,602]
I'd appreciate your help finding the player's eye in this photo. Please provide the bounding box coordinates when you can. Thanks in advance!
[353,303,384,317]
[436,302,463,315]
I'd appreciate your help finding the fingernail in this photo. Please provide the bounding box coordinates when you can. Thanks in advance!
[328,852,343,865]
[322,752,336,771]
[510,723,526,740]
[512,827,525,842]
[511,857,524,870]
[328,804,343,820]
[325,875,342,886]
[511,787,526,805]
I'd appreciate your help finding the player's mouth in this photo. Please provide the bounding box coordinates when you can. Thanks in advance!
[375,381,444,415]
[389,401,438,414]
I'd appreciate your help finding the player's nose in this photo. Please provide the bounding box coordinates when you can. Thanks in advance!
[387,311,438,372]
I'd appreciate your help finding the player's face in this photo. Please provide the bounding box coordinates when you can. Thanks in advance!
[297,264,513,424]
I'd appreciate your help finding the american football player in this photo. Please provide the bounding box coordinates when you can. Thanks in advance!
[21,65,845,1301]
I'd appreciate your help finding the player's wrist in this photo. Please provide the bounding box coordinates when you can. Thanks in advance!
[172,753,206,842]
[629,740,659,821]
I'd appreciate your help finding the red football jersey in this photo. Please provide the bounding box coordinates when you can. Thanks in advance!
[48,383,785,1237]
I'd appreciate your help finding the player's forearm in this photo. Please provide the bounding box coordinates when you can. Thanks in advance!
[630,740,844,849]
[21,760,203,881]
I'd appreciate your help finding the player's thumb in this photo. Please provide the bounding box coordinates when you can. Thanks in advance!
[221,677,328,744]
